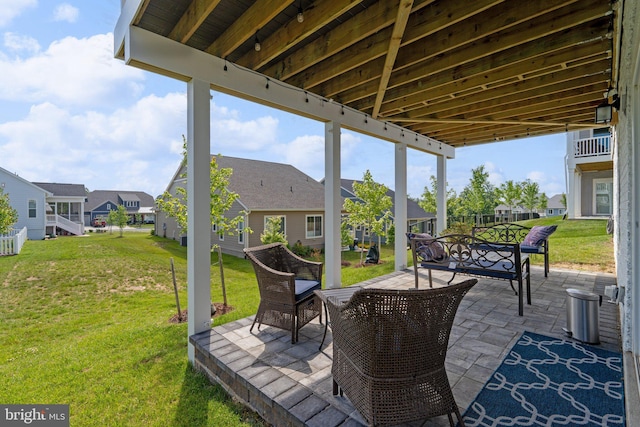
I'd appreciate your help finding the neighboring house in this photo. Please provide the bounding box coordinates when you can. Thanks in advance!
[156,156,331,258]
[85,190,156,225]
[337,178,435,243]
[0,166,50,240]
[543,194,566,217]
[33,182,87,236]
[0,167,86,238]
[565,128,613,218]
[494,204,543,222]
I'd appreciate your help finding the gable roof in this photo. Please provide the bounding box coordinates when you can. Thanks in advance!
[0,166,51,196]
[33,182,86,198]
[214,156,326,211]
[339,178,433,220]
[547,194,566,210]
[85,190,155,211]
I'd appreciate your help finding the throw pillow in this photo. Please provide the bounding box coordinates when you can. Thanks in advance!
[522,225,557,247]
[407,233,447,261]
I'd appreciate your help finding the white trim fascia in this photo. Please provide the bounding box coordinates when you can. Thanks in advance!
[0,166,52,197]
[122,26,455,159]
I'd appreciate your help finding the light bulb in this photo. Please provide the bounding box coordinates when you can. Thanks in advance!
[297,8,304,23]
[254,37,261,52]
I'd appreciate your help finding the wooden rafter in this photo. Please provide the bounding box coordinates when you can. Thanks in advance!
[371,0,413,119]
[205,0,292,58]
[168,0,223,43]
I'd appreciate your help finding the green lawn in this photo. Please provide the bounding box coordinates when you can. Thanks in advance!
[0,219,613,425]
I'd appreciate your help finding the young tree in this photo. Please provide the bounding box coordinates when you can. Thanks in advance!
[459,165,496,225]
[419,175,462,227]
[343,170,393,265]
[156,138,248,239]
[156,137,250,307]
[496,180,523,222]
[520,179,542,216]
[112,204,129,237]
[260,216,287,245]
[0,188,18,235]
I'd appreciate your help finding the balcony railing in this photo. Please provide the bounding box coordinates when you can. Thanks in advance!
[46,214,83,236]
[574,136,611,158]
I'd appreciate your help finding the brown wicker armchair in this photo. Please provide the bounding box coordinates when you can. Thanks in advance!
[327,279,477,427]
[244,243,323,344]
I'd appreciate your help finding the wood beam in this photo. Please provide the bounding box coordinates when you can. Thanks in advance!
[378,40,610,115]
[168,0,222,43]
[287,0,502,91]
[372,0,414,119]
[236,0,365,70]
[205,0,292,59]
[261,0,435,81]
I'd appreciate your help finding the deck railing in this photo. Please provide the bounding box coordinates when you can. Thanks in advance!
[0,226,27,255]
[46,214,83,236]
[574,135,611,158]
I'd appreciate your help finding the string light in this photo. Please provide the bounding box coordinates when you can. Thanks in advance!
[297,1,304,23]
[254,33,261,51]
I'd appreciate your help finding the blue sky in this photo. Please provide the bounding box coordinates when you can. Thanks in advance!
[0,1,568,200]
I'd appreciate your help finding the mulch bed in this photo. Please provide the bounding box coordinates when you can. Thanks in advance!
[168,302,235,323]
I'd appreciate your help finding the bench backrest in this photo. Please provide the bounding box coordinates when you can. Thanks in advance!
[472,223,530,244]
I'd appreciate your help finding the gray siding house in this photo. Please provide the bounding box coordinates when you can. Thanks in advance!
[338,178,435,243]
[0,166,50,240]
[156,156,331,257]
[85,190,156,225]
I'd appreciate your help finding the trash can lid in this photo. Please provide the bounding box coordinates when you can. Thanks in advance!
[566,288,600,301]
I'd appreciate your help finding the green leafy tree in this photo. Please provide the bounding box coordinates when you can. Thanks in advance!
[496,180,523,222]
[260,216,287,245]
[560,193,567,209]
[156,137,251,308]
[0,188,18,234]
[112,205,129,237]
[459,165,497,225]
[343,170,393,264]
[520,179,542,216]
[156,137,249,239]
[419,175,463,228]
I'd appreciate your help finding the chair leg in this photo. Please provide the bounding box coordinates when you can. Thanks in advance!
[332,379,339,395]
[453,407,465,427]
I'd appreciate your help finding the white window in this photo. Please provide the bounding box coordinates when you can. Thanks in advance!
[28,200,36,218]
[212,223,217,232]
[107,203,111,210]
[306,215,322,238]
[238,220,244,244]
[593,178,613,216]
[548,209,553,215]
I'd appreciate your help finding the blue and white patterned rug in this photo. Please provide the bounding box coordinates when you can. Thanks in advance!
[463,331,625,426]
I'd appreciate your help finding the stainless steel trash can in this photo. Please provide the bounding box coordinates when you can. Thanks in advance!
[564,288,602,344]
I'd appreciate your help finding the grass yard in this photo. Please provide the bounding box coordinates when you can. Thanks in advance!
[0,218,613,425]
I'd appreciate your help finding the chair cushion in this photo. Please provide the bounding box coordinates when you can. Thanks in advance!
[295,279,321,301]
[407,233,447,261]
[520,244,544,254]
[522,225,557,246]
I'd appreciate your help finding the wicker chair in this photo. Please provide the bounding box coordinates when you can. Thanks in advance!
[244,243,323,344]
[327,279,477,427]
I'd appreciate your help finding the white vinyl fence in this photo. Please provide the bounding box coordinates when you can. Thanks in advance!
[0,226,27,255]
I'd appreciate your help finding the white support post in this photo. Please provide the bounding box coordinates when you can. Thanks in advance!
[395,143,408,270]
[187,78,212,363]
[436,156,447,235]
[325,121,342,289]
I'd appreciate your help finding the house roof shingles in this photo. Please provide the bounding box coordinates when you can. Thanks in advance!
[339,178,433,220]
[85,190,155,211]
[215,156,326,211]
[33,182,86,198]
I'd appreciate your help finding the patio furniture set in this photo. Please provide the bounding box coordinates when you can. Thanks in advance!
[243,224,555,426]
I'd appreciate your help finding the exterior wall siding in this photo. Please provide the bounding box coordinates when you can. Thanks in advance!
[246,210,325,251]
[579,170,614,216]
[614,0,639,354]
[1,172,47,240]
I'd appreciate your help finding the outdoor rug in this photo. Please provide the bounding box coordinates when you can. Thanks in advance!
[462,331,625,426]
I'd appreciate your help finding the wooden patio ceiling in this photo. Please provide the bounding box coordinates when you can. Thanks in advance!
[125,0,619,147]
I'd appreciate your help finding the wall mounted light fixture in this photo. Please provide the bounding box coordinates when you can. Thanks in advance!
[595,93,620,124]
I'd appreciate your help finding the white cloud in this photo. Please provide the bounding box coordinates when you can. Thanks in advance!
[484,161,504,187]
[406,164,435,198]
[0,33,145,108]
[211,113,279,151]
[526,171,545,182]
[0,0,37,28]
[0,92,188,196]
[3,32,40,53]
[53,3,78,23]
